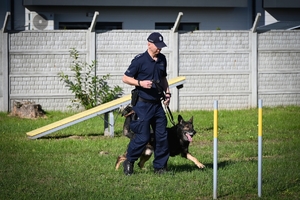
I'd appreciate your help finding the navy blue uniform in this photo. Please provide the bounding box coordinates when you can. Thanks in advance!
[124,50,169,169]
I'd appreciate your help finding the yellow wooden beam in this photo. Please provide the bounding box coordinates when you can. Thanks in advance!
[26,94,131,137]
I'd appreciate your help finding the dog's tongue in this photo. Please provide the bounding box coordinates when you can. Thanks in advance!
[186,133,192,142]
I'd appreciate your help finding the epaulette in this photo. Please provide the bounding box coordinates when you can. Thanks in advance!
[134,53,143,59]
[131,53,144,63]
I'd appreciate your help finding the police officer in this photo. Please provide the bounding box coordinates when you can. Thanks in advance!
[122,32,171,175]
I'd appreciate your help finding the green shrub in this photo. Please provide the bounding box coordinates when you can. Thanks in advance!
[58,48,123,110]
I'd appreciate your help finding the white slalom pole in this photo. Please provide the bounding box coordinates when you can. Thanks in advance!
[258,99,263,197]
[213,100,218,199]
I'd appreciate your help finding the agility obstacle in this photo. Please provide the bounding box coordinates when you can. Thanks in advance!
[213,99,263,199]
[26,76,186,139]
[258,99,263,197]
[213,100,218,199]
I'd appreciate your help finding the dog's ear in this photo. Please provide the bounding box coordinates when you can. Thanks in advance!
[189,116,193,123]
[178,115,183,124]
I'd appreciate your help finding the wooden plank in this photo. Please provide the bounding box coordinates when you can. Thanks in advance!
[26,76,186,139]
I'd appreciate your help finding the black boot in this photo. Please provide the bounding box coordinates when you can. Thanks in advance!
[123,160,134,176]
[154,167,167,175]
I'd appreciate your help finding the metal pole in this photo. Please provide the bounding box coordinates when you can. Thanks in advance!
[258,99,263,197]
[109,111,114,137]
[213,100,218,199]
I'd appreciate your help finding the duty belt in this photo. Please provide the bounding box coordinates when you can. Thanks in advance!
[138,97,161,104]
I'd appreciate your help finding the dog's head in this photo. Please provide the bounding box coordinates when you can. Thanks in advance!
[120,104,134,117]
[177,115,196,142]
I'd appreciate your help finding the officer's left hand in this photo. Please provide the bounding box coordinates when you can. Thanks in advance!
[163,94,171,106]
[163,98,170,106]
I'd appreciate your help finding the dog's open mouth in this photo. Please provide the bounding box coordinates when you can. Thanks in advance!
[185,133,193,142]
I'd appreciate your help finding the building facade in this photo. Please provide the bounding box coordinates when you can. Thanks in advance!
[2,0,266,31]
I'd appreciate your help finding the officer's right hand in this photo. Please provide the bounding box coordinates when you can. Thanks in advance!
[140,80,153,89]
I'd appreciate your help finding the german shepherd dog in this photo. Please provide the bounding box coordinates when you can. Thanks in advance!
[115,105,205,170]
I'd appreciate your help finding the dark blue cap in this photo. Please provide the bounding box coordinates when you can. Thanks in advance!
[147,32,167,49]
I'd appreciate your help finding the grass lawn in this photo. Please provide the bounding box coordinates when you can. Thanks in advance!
[0,105,299,199]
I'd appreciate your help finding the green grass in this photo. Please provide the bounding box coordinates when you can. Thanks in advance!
[0,106,300,199]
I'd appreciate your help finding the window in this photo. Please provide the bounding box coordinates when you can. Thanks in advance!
[155,23,199,31]
[59,22,122,30]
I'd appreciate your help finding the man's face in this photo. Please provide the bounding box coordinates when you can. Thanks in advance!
[148,42,162,55]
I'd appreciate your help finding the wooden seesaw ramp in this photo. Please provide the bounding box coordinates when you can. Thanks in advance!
[26,76,186,139]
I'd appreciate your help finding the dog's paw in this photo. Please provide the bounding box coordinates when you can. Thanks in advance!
[197,163,205,169]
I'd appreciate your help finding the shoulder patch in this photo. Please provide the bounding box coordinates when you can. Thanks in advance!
[134,53,143,59]
[131,53,144,63]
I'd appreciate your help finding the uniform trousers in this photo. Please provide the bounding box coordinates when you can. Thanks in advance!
[126,100,169,169]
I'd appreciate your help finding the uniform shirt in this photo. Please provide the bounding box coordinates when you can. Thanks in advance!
[125,50,167,101]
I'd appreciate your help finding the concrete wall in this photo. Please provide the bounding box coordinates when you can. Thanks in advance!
[258,31,300,106]
[1,30,299,112]
[0,31,9,112]
[8,30,88,111]
[178,31,254,110]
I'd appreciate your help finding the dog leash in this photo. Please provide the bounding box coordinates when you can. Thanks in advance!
[165,105,176,126]
[151,79,176,126]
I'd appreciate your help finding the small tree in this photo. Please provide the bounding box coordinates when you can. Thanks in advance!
[58,48,123,110]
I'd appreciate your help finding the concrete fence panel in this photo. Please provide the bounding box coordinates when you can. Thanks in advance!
[258,31,300,106]
[0,30,299,112]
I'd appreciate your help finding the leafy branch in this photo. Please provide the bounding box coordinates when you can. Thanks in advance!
[58,48,123,110]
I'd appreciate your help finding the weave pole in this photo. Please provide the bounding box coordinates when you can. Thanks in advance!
[213,100,218,199]
[258,99,263,197]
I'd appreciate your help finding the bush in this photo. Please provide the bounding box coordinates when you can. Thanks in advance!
[58,48,123,110]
